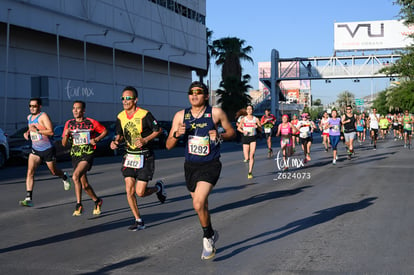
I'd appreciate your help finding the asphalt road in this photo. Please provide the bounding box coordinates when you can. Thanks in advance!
[0,135,413,274]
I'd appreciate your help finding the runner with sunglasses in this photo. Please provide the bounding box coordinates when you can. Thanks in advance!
[110,86,167,231]
[166,81,235,260]
[19,98,71,207]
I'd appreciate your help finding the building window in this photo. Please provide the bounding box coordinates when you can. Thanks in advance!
[31,76,49,106]
[149,0,205,25]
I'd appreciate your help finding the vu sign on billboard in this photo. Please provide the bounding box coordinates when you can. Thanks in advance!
[334,20,414,51]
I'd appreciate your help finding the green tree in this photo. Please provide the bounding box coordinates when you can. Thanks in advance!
[211,37,253,80]
[379,81,414,113]
[395,0,414,24]
[336,91,356,111]
[216,75,252,120]
[211,37,254,119]
[372,91,389,115]
[312,98,322,106]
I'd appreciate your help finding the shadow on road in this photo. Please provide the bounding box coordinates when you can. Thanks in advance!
[211,186,312,215]
[214,197,377,261]
[78,256,148,275]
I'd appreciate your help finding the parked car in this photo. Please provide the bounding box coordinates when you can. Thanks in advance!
[8,121,117,162]
[7,126,31,161]
[0,128,10,168]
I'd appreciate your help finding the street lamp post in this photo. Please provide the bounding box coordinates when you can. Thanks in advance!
[83,30,108,86]
[167,52,186,91]
[112,37,135,114]
[141,44,163,104]
[56,24,63,123]
[167,52,186,118]
[3,9,11,130]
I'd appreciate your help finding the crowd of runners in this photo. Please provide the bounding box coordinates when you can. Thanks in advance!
[13,81,413,261]
[236,106,413,172]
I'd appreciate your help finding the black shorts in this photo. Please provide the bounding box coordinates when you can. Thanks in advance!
[242,135,256,144]
[31,147,56,162]
[299,136,313,145]
[72,154,94,171]
[122,153,155,182]
[184,158,222,192]
[404,129,412,136]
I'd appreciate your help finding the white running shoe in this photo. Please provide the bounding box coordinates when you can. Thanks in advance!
[63,172,71,191]
[201,231,219,260]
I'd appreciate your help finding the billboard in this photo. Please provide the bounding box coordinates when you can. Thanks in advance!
[334,20,414,51]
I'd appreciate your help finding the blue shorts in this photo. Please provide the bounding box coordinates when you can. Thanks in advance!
[329,135,340,150]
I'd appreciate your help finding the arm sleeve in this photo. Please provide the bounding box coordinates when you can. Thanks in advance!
[144,112,161,132]
[115,118,123,137]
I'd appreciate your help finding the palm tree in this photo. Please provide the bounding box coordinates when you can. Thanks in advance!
[211,37,253,81]
[211,37,253,119]
[216,74,252,120]
[336,90,356,111]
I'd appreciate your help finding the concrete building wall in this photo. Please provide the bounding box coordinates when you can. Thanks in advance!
[0,0,206,133]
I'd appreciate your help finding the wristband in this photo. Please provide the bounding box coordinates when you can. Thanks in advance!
[173,131,180,139]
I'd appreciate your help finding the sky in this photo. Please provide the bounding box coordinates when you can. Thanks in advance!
[205,0,402,105]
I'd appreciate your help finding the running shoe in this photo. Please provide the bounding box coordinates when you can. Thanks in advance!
[267,149,273,158]
[247,173,253,179]
[347,154,351,160]
[128,220,146,231]
[63,172,71,191]
[201,231,218,260]
[332,159,336,165]
[72,203,83,216]
[373,145,377,150]
[306,154,311,161]
[243,159,248,163]
[155,180,167,204]
[283,166,289,171]
[325,148,328,152]
[19,198,33,207]
[404,144,407,148]
[93,198,103,215]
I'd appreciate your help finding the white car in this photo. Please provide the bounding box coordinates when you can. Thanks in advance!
[0,128,10,168]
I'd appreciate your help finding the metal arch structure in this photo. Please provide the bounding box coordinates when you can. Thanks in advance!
[260,49,401,118]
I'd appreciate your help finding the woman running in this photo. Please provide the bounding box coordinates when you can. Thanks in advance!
[327,110,341,165]
[237,105,261,179]
[275,114,298,171]
[320,111,330,152]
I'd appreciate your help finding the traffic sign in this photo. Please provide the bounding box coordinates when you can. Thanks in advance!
[355,98,364,106]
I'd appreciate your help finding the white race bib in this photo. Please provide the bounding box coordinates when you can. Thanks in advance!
[73,131,90,146]
[30,131,42,141]
[264,128,271,133]
[281,137,291,146]
[188,135,210,156]
[123,154,144,169]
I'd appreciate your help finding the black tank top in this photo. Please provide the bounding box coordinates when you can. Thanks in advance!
[344,114,356,133]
